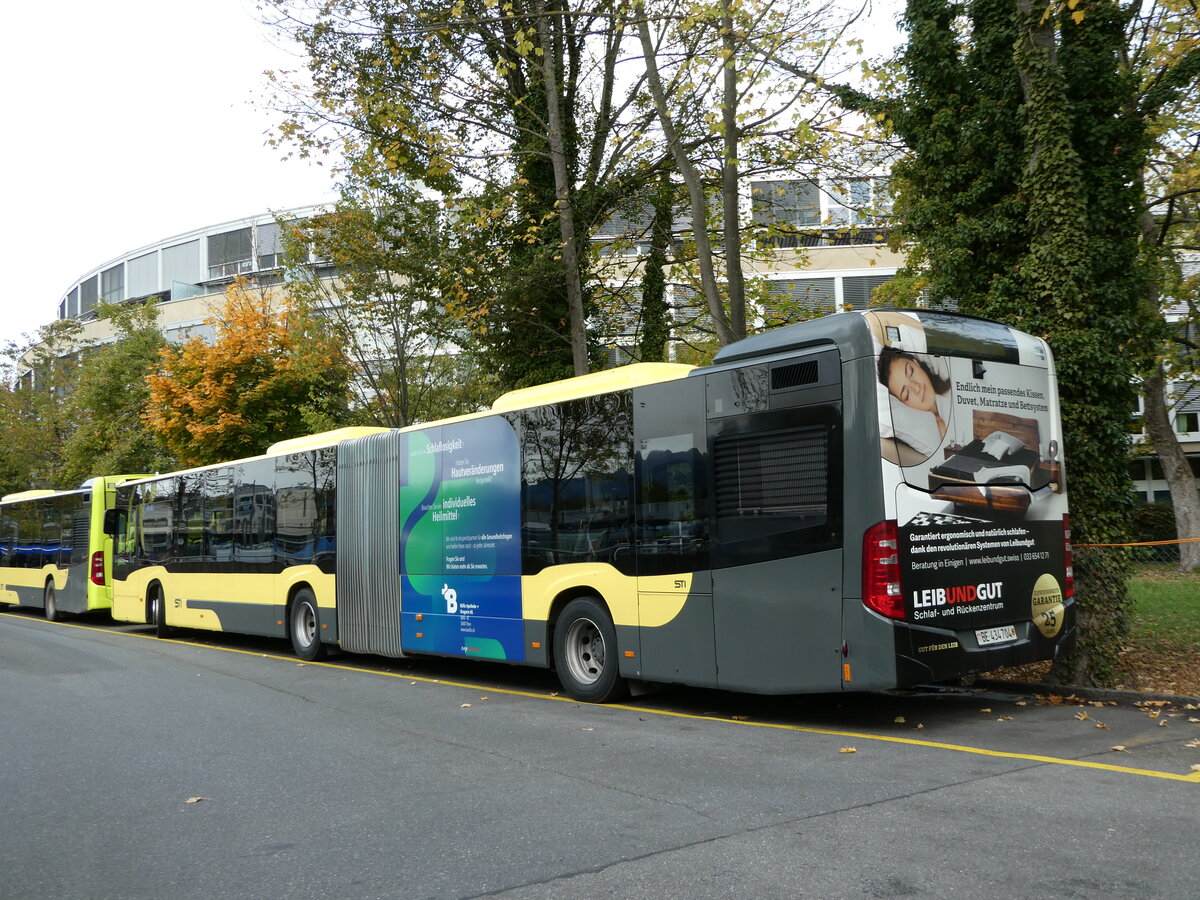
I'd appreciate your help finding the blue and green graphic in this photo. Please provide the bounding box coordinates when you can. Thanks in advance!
[398,417,524,660]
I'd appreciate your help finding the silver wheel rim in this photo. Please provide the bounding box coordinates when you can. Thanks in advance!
[46,587,56,618]
[563,616,605,686]
[150,591,160,625]
[296,603,316,648]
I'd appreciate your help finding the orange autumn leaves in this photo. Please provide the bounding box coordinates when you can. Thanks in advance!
[144,279,351,467]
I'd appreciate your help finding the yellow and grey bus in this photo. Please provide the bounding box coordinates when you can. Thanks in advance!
[106,310,1074,700]
[0,475,150,620]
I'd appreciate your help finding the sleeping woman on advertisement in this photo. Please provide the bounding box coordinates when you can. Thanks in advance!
[877,347,954,465]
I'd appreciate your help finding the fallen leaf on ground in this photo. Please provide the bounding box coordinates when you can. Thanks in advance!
[185,797,206,804]
[460,703,472,708]
[839,747,857,754]
[996,716,1013,722]
[1095,722,1109,729]
[980,708,992,713]
[1110,745,1129,752]
[1075,711,1090,721]
[894,716,906,724]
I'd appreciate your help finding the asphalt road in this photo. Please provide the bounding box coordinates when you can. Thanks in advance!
[1,608,1198,900]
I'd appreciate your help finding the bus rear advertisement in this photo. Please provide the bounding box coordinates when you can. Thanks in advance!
[29,309,1073,701]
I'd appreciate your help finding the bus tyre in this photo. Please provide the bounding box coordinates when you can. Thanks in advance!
[152,586,174,638]
[553,597,628,703]
[44,584,62,622]
[289,589,326,661]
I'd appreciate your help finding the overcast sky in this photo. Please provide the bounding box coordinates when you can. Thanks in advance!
[0,0,336,357]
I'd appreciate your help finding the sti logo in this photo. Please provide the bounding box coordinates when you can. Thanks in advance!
[441,583,459,614]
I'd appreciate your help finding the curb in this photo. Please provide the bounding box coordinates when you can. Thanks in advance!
[976,678,1200,708]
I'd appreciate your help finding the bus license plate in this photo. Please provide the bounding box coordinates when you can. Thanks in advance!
[976,625,1017,646]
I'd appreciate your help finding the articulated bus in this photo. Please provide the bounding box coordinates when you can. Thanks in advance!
[0,475,150,620]
[105,309,1074,701]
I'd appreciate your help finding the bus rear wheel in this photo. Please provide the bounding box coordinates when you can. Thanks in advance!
[289,589,327,661]
[44,584,62,622]
[553,596,628,703]
[152,586,174,638]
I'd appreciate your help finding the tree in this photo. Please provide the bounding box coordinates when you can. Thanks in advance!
[263,0,664,385]
[860,0,1199,685]
[633,0,869,346]
[1132,2,1200,571]
[57,301,175,486]
[0,319,87,492]
[283,184,494,427]
[145,278,353,467]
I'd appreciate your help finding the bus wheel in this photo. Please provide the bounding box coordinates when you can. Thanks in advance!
[553,596,628,703]
[44,584,62,622]
[289,589,326,661]
[152,586,174,638]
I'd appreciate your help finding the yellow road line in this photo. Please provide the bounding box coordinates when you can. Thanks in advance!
[12,612,1200,784]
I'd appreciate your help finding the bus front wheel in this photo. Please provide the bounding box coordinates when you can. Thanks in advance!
[152,586,174,638]
[553,596,628,703]
[289,589,327,661]
[44,584,61,622]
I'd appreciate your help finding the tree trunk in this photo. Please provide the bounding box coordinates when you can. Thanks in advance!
[1140,363,1200,571]
[536,3,590,376]
[635,2,736,347]
[720,1,747,341]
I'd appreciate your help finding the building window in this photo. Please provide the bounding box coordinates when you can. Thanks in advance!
[101,264,124,303]
[208,228,253,279]
[127,251,159,299]
[1175,412,1199,434]
[752,180,821,229]
[841,275,895,309]
[256,222,284,270]
[80,276,99,315]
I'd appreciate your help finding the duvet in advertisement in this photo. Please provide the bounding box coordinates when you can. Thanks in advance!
[398,416,525,660]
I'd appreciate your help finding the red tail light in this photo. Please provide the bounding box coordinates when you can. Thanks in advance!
[863,520,905,620]
[90,550,105,586]
[1062,515,1074,600]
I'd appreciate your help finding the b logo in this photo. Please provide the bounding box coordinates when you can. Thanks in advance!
[441,583,458,614]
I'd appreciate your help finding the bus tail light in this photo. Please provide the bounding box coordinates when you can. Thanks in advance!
[90,551,105,586]
[1063,515,1074,601]
[863,520,904,620]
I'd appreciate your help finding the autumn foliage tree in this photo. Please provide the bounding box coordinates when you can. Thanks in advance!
[145,279,352,467]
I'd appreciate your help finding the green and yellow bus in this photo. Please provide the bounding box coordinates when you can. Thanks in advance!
[106,310,1074,700]
[0,475,150,620]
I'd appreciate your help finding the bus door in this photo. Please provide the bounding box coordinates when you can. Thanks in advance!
[706,353,844,693]
[633,377,716,687]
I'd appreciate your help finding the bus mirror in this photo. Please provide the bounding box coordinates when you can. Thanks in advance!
[102,509,120,536]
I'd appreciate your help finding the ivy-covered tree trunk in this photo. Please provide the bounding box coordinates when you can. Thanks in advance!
[880,0,1158,685]
[638,175,675,362]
